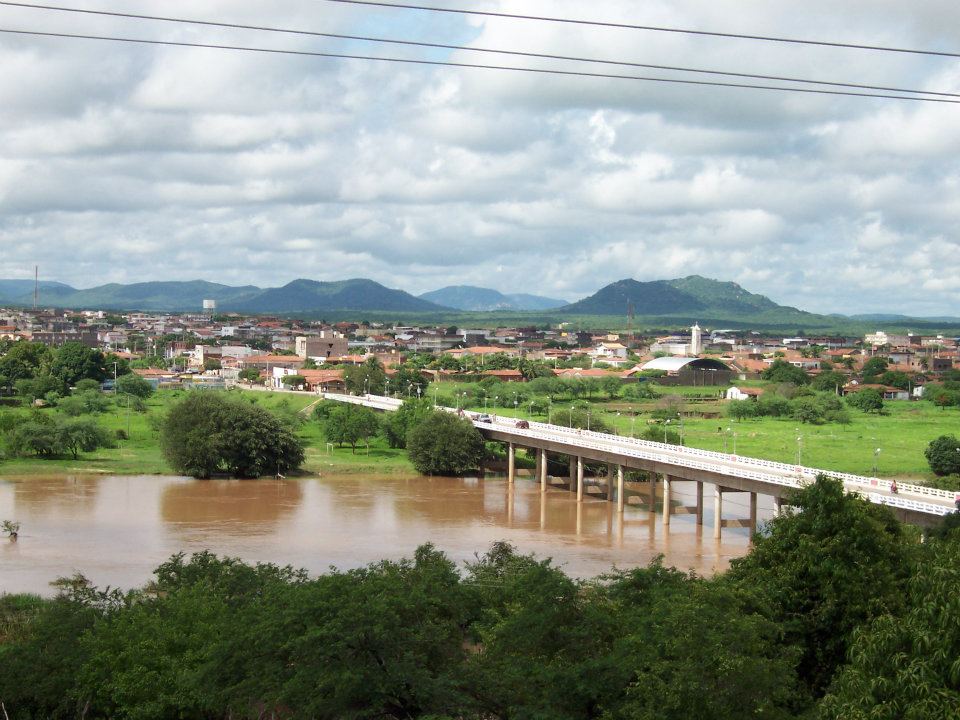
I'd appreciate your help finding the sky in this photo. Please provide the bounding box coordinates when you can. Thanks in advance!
[1,0,959,316]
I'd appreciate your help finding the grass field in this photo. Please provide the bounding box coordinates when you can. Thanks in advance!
[0,389,412,477]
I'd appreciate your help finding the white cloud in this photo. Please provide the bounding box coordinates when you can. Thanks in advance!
[0,0,958,315]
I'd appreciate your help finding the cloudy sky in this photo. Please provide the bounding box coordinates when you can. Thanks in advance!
[1,0,959,315]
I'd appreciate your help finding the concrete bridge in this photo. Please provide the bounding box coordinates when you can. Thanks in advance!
[323,393,958,535]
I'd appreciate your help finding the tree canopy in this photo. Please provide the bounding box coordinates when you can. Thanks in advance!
[406,410,485,475]
[161,393,304,478]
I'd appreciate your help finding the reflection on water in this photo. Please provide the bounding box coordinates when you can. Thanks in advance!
[0,474,768,595]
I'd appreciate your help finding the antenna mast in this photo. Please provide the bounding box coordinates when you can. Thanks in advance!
[34,265,38,309]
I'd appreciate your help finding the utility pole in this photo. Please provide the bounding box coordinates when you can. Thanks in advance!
[33,265,38,310]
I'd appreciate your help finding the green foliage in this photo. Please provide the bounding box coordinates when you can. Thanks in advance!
[386,363,429,397]
[761,359,810,385]
[924,434,960,476]
[57,389,109,417]
[6,415,113,459]
[727,476,916,699]
[114,372,154,398]
[14,374,66,402]
[73,378,102,393]
[860,356,889,382]
[406,410,485,475]
[321,403,381,453]
[382,397,434,449]
[622,382,659,400]
[846,388,884,414]
[791,393,851,425]
[50,342,108,386]
[727,398,758,421]
[343,356,387,395]
[237,367,261,384]
[280,373,306,387]
[819,538,960,719]
[810,371,846,393]
[640,425,682,445]
[0,341,52,390]
[161,393,305,478]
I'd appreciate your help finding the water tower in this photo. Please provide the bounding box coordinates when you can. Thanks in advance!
[202,299,217,313]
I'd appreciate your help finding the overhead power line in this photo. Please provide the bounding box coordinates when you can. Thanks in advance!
[1,27,958,105]
[0,2,956,99]
[323,0,960,59]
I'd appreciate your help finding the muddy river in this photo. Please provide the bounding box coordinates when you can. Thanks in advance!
[0,474,769,595]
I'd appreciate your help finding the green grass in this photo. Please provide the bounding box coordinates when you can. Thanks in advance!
[0,388,412,477]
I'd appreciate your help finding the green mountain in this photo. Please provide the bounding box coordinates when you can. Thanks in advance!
[419,285,567,311]
[0,279,75,304]
[7,280,262,312]
[560,276,810,319]
[232,279,448,314]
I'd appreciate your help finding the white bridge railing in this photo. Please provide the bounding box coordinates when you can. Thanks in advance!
[321,393,956,517]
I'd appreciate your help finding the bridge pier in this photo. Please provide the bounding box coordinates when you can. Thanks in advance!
[714,486,760,539]
[507,443,515,484]
[534,450,542,487]
[617,465,624,513]
[540,448,548,493]
[714,484,723,539]
[696,480,704,525]
[577,456,584,502]
[569,456,576,492]
[663,475,672,526]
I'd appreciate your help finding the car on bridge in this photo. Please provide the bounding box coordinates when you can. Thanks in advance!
[476,414,493,423]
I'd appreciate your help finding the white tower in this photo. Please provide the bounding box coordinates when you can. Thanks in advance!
[690,323,702,356]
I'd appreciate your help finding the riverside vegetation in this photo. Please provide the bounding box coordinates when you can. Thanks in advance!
[1,477,959,719]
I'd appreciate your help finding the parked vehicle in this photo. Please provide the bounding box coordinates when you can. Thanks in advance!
[476,414,493,423]
[515,420,530,429]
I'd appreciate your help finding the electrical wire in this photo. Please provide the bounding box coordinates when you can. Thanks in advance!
[0,2,956,99]
[1,27,957,104]
[322,0,960,59]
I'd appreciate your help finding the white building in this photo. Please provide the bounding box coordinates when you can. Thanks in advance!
[690,323,702,356]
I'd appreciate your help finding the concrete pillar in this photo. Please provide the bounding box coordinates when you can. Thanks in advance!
[713,485,723,540]
[773,496,783,517]
[663,474,672,526]
[695,480,704,525]
[507,442,515,484]
[569,456,576,491]
[534,449,542,486]
[576,456,584,502]
[540,448,548,493]
[648,473,657,512]
[606,465,615,503]
[617,465,625,513]
[749,492,758,535]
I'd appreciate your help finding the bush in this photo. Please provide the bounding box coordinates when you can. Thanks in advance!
[406,411,484,475]
[161,393,304,478]
[846,388,884,414]
[6,416,113,459]
[761,359,810,385]
[115,373,154,398]
[924,434,960,476]
[321,404,381,453]
[381,397,433,449]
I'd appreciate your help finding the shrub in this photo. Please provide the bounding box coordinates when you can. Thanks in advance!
[924,434,960,476]
[406,411,484,475]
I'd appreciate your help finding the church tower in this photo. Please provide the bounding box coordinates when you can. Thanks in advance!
[690,323,702,356]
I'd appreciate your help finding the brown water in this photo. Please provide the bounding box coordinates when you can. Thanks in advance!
[0,474,769,595]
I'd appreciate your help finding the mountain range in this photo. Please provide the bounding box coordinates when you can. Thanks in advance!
[0,275,956,329]
[418,285,567,311]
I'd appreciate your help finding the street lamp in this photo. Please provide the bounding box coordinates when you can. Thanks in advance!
[664,419,671,444]
[587,409,591,431]
[873,447,881,475]
[796,434,803,467]
[726,426,737,455]
[528,400,534,418]
[677,412,684,445]
[629,408,635,437]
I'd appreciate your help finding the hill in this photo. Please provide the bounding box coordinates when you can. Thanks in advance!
[3,280,262,312]
[0,279,75,304]
[559,276,813,320]
[231,279,447,314]
[419,285,567,311]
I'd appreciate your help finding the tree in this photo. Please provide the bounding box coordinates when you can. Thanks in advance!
[727,399,757,421]
[301,357,318,370]
[161,393,305,478]
[238,368,261,384]
[14,374,66,402]
[6,416,112,458]
[846,388,884,413]
[281,374,307,389]
[50,342,107,386]
[0,341,52,390]
[819,538,960,719]
[877,369,910,391]
[386,363,428,397]
[322,404,380,453]
[810,371,846,393]
[860,356,889,382]
[58,389,110,416]
[343,356,387,395]
[761,360,810,385]
[924,434,960,476]
[114,372,154,398]
[406,410,485,475]
[381,397,433,449]
[727,476,916,699]
[58,417,114,459]
[202,358,222,372]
